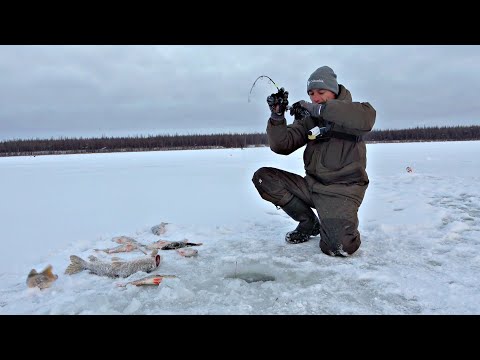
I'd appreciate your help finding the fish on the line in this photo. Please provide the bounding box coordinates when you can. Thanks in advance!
[65,250,161,278]
[116,274,177,287]
[27,265,58,289]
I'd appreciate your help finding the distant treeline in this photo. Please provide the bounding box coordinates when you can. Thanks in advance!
[1,125,479,157]
[363,125,480,142]
[0,133,267,157]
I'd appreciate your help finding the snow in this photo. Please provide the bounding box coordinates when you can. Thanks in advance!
[1,141,479,314]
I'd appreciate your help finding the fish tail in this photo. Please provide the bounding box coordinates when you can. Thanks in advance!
[65,255,87,275]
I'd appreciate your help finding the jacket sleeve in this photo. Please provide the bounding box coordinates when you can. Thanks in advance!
[320,100,376,136]
[266,117,308,155]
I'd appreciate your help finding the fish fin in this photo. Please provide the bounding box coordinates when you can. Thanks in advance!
[65,255,86,275]
[88,255,99,262]
[42,265,58,280]
[27,269,38,277]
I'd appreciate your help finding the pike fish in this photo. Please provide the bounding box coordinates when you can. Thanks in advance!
[148,239,203,250]
[27,265,58,289]
[65,250,160,278]
[116,274,177,287]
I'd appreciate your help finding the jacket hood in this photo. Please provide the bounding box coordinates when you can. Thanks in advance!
[336,84,352,102]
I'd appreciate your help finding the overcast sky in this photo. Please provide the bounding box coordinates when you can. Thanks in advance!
[1,45,479,140]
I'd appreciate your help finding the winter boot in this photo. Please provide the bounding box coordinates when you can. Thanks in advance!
[281,196,321,244]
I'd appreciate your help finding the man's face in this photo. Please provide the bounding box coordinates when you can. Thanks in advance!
[308,89,336,104]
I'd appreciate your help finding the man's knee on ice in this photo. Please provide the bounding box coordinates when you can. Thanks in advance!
[319,218,361,257]
[252,167,283,206]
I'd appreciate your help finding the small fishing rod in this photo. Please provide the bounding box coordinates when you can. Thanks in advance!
[248,75,280,103]
[249,74,325,140]
[248,75,296,111]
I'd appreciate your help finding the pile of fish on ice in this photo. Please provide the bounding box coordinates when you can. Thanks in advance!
[26,222,202,290]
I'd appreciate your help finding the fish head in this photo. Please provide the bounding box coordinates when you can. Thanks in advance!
[27,265,58,289]
[43,277,57,287]
[27,275,56,289]
[26,275,38,287]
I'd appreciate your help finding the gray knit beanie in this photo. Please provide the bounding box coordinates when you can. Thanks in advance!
[307,66,339,95]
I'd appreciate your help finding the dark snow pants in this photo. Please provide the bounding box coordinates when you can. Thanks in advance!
[252,167,362,256]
